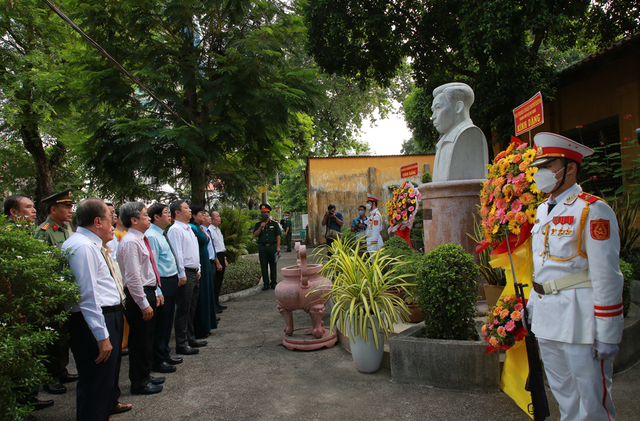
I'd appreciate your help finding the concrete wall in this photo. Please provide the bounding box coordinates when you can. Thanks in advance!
[306,155,435,246]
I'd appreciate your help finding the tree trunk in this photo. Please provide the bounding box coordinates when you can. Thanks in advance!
[190,160,206,205]
[18,92,66,223]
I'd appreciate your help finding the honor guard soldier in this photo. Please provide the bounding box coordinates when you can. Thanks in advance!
[35,189,75,248]
[253,204,281,290]
[281,211,292,252]
[528,132,623,421]
[365,193,383,252]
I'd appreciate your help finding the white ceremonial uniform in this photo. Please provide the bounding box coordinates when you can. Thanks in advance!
[366,208,383,252]
[529,183,623,421]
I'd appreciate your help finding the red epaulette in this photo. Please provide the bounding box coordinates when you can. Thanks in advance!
[578,192,601,205]
[41,223,50,230]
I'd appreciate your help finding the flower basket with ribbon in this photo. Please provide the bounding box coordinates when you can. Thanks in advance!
[386,181,422,248]
[481,294,528,353]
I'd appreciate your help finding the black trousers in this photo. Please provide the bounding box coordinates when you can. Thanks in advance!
[69,308,122,421]
[213,251,226,304]
[258,245,277,286]
[124,287,157,391]
[175,269,199,348]
[153,275,178,365]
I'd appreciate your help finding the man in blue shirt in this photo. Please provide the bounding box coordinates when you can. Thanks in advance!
[321,204,343,250]
[146,203,183,373]
[350,205,368,242]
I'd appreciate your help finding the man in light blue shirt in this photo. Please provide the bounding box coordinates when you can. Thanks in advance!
[146,203,183,373]
[63,198,123,421]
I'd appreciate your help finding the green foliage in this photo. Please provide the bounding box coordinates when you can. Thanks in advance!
[467,216,507,286]
[624,252,640,280]
[272,161,308,213]
[421,171,433,184]
[382,236,412,251]
[304,0,639,145]
[403,88,441,153]
[620,259,633,318]
[339,225,357,247]
[400,137,434,155]
[610,194,640,260]
[312,235,415,348]
[417,243,480,340]
[217,208,255,263]
[0,218,78,419]
[221,259,262,295]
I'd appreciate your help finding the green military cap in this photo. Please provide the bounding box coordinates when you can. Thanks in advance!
[42,189,75,206]
[259,203,271,212]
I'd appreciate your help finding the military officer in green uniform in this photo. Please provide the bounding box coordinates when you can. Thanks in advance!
[35,188,78,395]
[281,211,292,252]
[253,204,281,290]
[35,189,75,248]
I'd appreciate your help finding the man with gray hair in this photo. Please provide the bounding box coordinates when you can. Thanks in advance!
[63,198,123,420]
[117,202,164,395]
[430,82,488,182]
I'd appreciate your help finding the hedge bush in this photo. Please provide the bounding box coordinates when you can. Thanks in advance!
[417,243,479,340]
[0,218,78,420]
[221,259,262,295]
[621,259,633,318]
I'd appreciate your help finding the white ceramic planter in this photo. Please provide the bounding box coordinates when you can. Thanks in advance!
[348,318,384,373]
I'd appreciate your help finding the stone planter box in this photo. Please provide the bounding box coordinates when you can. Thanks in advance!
[615,302,640,373]
[390,325,500,390]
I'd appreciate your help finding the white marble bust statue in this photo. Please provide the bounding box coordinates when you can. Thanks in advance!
[430,82,488,182]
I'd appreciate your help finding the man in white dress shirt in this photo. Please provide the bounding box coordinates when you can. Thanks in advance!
[63,199,123,421]
[209,210,229,313]
[167,200,202,355]
[117,202,164,395]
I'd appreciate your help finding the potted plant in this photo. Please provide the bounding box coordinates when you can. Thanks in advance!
[312,235,414,373]
[389,243,500,390]
[467,215,506,306]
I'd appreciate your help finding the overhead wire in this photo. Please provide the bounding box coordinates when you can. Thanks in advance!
[41,0,194,129]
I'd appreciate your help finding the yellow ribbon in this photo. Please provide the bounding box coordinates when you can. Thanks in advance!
[489,237,534,419]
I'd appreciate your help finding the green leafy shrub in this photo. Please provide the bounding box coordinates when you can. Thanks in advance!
[620,259,633,318]
[221,259,262,295]
[246,238,259,254]
[421,171,432,183]
[0,218,78,420]
[383,235,412,251]
[417,243,479,340]
[624,251,640,280]
[218,207,255,263]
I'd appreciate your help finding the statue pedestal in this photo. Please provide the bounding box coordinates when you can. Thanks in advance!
[418,180,483,256]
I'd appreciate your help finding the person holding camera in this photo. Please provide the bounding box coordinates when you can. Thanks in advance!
[350,205,368,242]
[321,204,343,250]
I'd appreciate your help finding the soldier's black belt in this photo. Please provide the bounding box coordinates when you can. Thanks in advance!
[102,305,123,314]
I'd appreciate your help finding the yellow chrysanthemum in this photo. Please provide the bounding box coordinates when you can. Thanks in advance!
[500,161,510,176]
[525,167,538,183]
[490,204,497,216]
[523,149,536,162]
[402,215,408,220]
[525,207,537,224]
[506,142,515,154]
[530,183,540,195]
[492,224,500,234]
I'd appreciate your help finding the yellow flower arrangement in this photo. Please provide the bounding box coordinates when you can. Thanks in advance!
[478,137,547,248]
[386,181,422,231]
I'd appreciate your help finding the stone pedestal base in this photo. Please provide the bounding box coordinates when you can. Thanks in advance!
[418,179,483,255]
[282,327,337,351]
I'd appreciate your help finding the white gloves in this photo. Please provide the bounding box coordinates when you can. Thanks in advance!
[592,340,619,360]
[526,306,533,327]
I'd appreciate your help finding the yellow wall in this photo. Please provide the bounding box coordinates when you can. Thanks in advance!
[306,155,434,246]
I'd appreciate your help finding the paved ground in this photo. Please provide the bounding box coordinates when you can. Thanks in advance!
[35,249,640,421]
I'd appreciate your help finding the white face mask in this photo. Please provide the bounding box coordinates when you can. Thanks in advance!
[358,210,365,216]
[365,203,372,211]
[533,166,565,193]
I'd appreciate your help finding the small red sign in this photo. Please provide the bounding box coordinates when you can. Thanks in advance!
[513,92,544,136]
[401,162,419,179]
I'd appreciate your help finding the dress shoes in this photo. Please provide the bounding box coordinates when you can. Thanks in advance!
[131,384,163,395]
[217,304,227,310]
[189,340,207,348]
[110,402,132,415]
[176,346,199,355]
[28,398,54,411]
[149,376,165,385]
[59,373,79,383]
[43,382,66,395]
[166,356,183,365]
[216,317,221,322]
[270,283,277,289]
[262,284,270,290]
[121,348,129,356]
[152,361,177,373]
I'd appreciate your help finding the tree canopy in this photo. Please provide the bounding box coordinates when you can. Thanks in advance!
[304,0,640,145]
